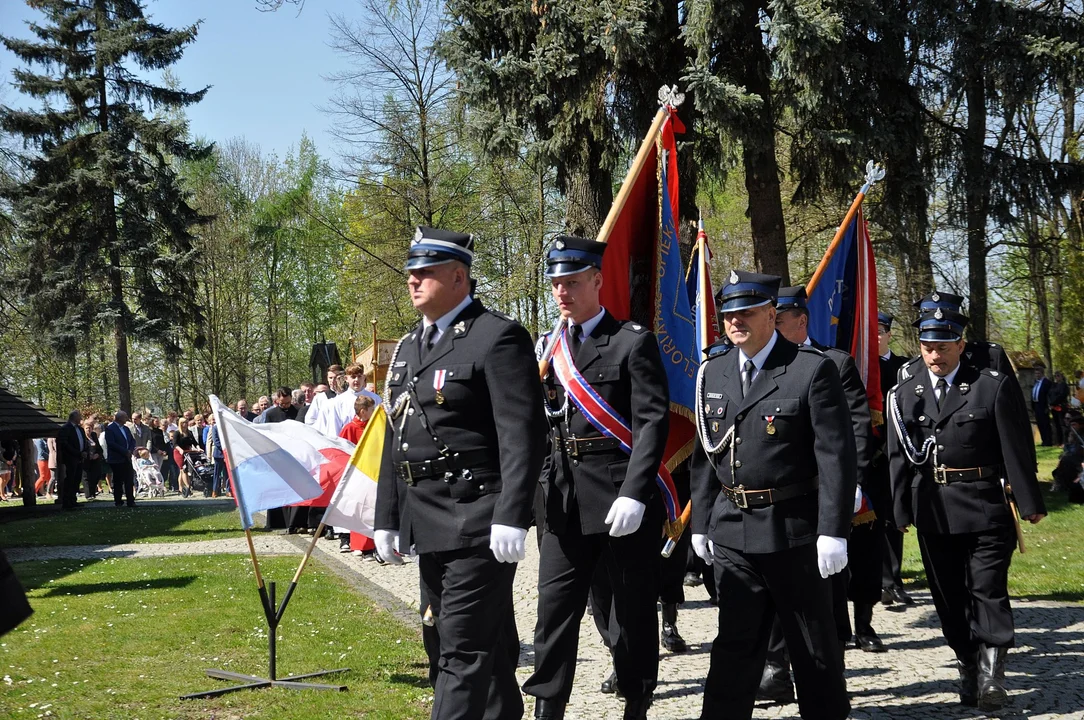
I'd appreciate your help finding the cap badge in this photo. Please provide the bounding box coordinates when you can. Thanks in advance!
[932,292,940,302]
[729,270,739,284]
[934,307,944,320]
[555,239,566,250]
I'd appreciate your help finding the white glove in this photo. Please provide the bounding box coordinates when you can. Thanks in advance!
[374,529,404,566]
[489,524,528,563]
[604,497,646,537]
[816,535,848,579]
[692,533,714,565]
[853,486,863,514]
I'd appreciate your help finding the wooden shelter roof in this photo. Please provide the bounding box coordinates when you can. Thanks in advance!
[0,387,64,440]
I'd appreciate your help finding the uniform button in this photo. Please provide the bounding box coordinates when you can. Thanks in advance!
[412,376,418,382]
[478,484,484,491]
[408,407,415,415]
[736,414,744,421]
[735,437,742,445]
[968,413,974,418]
[918,415,926,422]
[935,428,942,434]
[734,460,743,468]
[938,445,945,451]
[572,460,579,467]
[401,443,409,451]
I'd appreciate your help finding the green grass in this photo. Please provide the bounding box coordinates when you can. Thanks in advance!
[0,503,245,548]
[1,555,429,719]
[902,444,1084,601]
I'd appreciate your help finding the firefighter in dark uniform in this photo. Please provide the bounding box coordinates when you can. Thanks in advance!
[523,236,670,720]
[690,271,856,720]
[877,312,913,606]
[373,226,548,720]
[888,306,1046,710]
[756,286,882,701]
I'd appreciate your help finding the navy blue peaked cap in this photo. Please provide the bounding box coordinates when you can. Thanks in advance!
[914,291,965,313]
[776,286,808,313]
[545,235,606,278]
[406,226,475,270]
[913,307,968,342]
[715,270,781,312]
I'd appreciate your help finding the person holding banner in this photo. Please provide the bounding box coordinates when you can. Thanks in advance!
[373,226,547,720]
[888,305,1045,710]
[523,236,669,720]
[689,270,856,720]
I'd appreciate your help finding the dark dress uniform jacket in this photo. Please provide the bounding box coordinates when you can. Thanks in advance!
[888,363,1045,534]
[375,299,547,554]
[540,312,670,535]
[814,341,874,487]
[691,335,858,553]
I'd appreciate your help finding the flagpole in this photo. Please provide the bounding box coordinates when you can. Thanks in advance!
[539,94,675,380]
[805,161,885,296]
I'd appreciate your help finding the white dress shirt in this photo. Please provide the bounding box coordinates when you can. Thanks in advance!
[568,307,606,340]
[738,330,780,387]
[928,364,962,403]
[422,294,474,345]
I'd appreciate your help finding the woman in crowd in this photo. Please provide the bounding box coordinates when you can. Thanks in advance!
[82,415,105,499]
[33,437,51,499]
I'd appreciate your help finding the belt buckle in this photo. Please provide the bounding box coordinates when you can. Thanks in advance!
[934,466,949,485]
[732,484,749,509]
[399,461,415,486]
[565,437,579,458]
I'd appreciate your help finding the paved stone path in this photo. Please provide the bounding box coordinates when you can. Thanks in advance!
[11,527,1084,718]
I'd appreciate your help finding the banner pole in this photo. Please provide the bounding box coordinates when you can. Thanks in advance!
[805,161,885,296]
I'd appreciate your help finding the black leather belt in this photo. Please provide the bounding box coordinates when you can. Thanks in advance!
[721,478,818,509]
[560,435,622,458]
[397,449,493,485]
[932,465,999,485]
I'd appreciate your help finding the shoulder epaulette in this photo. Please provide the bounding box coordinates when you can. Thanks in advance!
[980,367,1003,379]
[798,344,825,355]
[619,321,650,334]
[487,309,515,323]
[705,340,733,359]
[898,357,922,381]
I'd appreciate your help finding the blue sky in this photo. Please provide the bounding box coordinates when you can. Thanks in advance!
[0,0,352,160]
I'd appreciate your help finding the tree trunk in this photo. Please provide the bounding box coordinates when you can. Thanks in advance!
[95,1,132,413]
[20,438,36,507]
[564,151,611,239]
[740,0,789,284]
[962,12,990,341]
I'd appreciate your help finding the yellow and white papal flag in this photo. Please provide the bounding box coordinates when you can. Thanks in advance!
[320,404,385,536]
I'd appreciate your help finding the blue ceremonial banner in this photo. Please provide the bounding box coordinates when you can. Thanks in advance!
[654,141,698,434]
[807,215,859,347]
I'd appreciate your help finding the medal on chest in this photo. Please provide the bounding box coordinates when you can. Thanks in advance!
[433,369,447,405]
[765,415,776,435]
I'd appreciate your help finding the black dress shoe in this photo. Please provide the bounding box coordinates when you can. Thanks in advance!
[660,603,688,653]
[600,668,619,695]
[623,695,652,720]
[957,651,979,707]
[854,632,887,653]
[884,584,915,606]
[683,571,703,587]
[757,662,795,704]
[534,698,566,720]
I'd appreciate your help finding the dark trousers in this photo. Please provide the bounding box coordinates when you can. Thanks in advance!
[917,529,1016,655]
[524,518,661,703]
[702,543,849,720]
[59,459,81,508]
[418,547,521,720]
[1035,406,1052,445]
[109,462,135,506]
[161,458,179,492]
[849,520,885,605]
[83,461,100,499]
[882,523,905,590]
[1052,408,1066,446]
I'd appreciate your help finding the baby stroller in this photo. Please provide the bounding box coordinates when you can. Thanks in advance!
[133,457,166,498]
[183,450,214,494]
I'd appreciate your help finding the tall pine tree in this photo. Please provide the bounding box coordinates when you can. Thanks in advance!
[1,0,209,412]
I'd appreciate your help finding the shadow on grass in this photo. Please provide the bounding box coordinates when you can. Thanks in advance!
[35,575,198,598]
[390,662,431,690]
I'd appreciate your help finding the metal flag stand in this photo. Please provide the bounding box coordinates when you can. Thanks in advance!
[181,400,348,700]
[180,525,348,700]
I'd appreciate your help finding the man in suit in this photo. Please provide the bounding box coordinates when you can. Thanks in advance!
[877,312,913,607]
[756,286,881,700]
[1049,371,1069,446]
[104,411,137,508]
[690,271,856,720]
[523,235,669,720]
[1032,367,1052,446]
[374,226,547,720]
[888,306,1045,710]
[56,410,86,510]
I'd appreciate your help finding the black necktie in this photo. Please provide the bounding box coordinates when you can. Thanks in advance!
[421,324,438,360]
[570,324,583,358]
[742,360,755,398]
[935,378,948,409]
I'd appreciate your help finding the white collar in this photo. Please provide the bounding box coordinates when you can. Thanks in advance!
[423,294,473,333]
[738,330,779,372]
[569,307,606,340]
[928,363,961,389]
[881,351,892,361]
